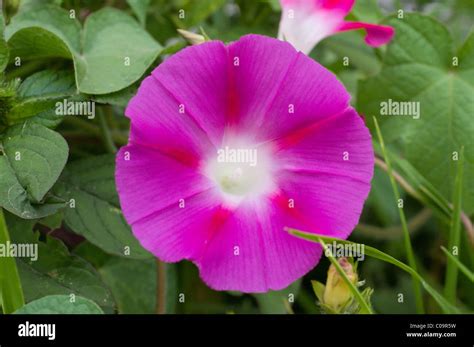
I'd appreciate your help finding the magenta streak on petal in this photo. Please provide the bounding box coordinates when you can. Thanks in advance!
[338,21,395,47]
[224,47,240,127]
[320,0,355,13]
[265,108,349,151]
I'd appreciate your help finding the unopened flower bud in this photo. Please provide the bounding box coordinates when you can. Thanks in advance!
[177,29,206,45]
[323,257,358,311]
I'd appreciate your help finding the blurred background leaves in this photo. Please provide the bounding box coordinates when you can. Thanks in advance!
[0,0,472,314]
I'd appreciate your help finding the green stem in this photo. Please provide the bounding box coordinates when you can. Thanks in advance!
[0,208,25,313]
[444,147,464,303]
[319,238,373,314]
[373,117,425,314]
[441,247,474,283]
[98,108,117,153]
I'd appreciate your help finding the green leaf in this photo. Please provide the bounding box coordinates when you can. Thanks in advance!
[18,69,76,98]
[1,123,68,202]
[365,166,398,226]
[373,142,474,247]
[374,142,452,221]
[14,295,104,314]
[0,208,25,313]
[358,14,474,213]
[0,38,8,74]
[99,257,156,314]
[0,7,4,35]
[311,280,325,303]
[6,213,115,312]
[0,9,9,74]
[38,209,63,230]
[75,241,177,314]
[444,147,464,302]
[6,69,77,126]
[350,0,382,23]
[441,246,474,283]
[173,0,226,27]
[0,122,68,219]
[53,154,151,259]
[76,8,161,94]
[266,0,281,11]
[17,0,64,13]
[254,280,301,314]
[73,241,112,268]
[5,5,80,60]
[127,0,150,26]
[91,83,137,108]
[287,228,461,314]
[322,32,381,75]
[5,6,162,94]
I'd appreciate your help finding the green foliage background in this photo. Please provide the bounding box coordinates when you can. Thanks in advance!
[0,0,473,314]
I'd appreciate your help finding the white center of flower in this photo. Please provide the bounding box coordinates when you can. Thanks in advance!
[205,142,276,205]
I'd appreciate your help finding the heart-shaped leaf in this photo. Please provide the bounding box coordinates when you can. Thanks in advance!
[14,295,104,314]
[5,5,162,94]
[358,14,474,213]
[0,122,68,218]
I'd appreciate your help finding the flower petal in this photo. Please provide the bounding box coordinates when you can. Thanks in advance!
[126,41,231,162]
[225,35,299,134]
[116,145,215,225]
[126,76,215,165]
[319,0,355,13]
[196,198,322,292]
[117,34,375,293]
[278,0,393,53]
[272,108,374,236]
[130,188,224,262]
[151,41,230,147]
[228,34,350,143]
[278,0,350,54]
[338,21,395,47]
[281,0,355,13]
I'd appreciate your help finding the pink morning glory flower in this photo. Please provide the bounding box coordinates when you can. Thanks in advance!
[278,0,395,54]
[116,34,373,293]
